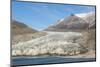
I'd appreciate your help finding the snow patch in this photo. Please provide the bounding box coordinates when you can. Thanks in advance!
[75,12,94,18]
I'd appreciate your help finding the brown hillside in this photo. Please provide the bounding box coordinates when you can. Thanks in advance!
[11,20,38,35]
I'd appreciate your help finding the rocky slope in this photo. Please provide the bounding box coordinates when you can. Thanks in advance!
[12,20,38,35]
[76,12,95,29]
[44,12,95,31]
[12,20,39,45]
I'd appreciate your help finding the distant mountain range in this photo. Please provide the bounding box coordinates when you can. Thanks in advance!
[12,12,96,34]
[11,20,38,35]
[44,12,95,31]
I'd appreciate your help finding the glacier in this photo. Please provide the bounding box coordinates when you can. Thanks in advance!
[12,32,88,56]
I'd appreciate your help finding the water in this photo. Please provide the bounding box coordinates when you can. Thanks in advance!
[12,56,96,66]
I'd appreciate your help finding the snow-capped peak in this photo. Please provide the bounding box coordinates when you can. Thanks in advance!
[58,18,64,22]
[56,18,64,24]
[75,12,94,18]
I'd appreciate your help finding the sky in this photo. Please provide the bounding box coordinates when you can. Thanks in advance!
[12,0,95,30]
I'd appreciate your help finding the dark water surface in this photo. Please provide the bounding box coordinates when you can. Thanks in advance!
[12,56,96,66]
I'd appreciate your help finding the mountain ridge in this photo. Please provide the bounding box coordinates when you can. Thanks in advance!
[44,12,95,31]
[12,20,38,35]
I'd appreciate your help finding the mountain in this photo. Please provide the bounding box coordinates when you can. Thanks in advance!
[84,13,95,29]
[76,12,96,29]
[44,12,95,31]
[11,20,38,35]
